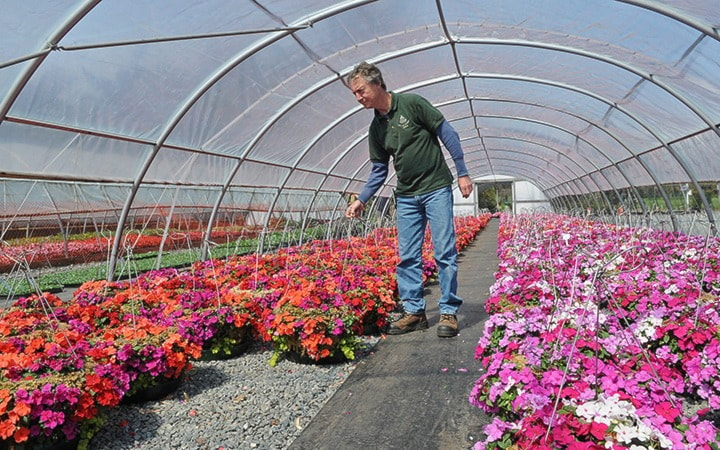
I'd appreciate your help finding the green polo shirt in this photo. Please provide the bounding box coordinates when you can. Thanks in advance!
[368,92,453,196]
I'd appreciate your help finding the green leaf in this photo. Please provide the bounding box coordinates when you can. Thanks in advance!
[498,435,513,449]
[268,351,280,367]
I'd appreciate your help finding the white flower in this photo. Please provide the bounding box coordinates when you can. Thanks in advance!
[575,394,633,425]
[575,394,673,449]
[615,423,641,443]
[634,316,662,344]
[663,284,679,294]
[504,375,516,391]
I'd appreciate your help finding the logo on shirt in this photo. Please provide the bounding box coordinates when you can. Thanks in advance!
[397,114,410,129]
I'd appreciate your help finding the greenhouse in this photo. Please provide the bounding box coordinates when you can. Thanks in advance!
[1,1,720,449]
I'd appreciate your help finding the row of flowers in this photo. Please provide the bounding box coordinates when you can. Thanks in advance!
[0,214,490,448]
[0,228,261,272]
[470,213,720,449]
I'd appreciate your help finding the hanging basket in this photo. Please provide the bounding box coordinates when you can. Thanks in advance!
[0,436,79,450]
[284,348,349,365]
[197,324,252,361]
[279,337,353,366]
[121,375,182,404]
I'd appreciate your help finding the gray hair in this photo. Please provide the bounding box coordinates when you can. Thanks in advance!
[347,61,386,90]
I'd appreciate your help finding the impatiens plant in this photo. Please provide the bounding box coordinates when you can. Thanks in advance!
[470,213,720,449]
[265,272,366,366]
[0,294,131,449]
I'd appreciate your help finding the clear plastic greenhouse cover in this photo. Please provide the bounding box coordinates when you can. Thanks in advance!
[1,1,719,260]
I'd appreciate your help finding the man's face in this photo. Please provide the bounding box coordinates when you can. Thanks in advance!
[349,77,383,110]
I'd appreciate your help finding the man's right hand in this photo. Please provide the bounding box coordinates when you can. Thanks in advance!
[345,200,365,218]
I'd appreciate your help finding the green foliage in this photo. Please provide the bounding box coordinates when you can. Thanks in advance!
[78,413,108,450]
[477,187,498,212]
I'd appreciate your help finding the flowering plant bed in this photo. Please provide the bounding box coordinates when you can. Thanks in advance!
[0,228,260,273]
[470,213,720,449]
[265,275,365,366]
[0,290,199,448]
[0,225,332,297]
[0,215,490,447]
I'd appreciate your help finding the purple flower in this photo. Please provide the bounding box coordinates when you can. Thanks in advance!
[118,342,138,360]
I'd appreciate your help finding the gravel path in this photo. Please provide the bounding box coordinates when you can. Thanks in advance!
[88,338,380,450]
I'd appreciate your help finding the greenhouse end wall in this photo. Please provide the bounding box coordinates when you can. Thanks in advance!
[512,180,551,214]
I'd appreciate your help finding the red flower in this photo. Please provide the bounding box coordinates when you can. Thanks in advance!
[588,422,608,441]
[655,401,681,423]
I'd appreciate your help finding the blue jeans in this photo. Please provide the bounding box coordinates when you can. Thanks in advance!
[395,185,462,315]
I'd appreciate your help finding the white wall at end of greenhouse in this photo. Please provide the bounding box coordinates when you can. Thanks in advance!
[512,181,551,214]
[453,184,477,217]
[451,178,550,216]
[454,204,477,216]
[514,202,553,214]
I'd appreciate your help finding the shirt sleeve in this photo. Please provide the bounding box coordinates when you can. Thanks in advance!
[358,161,389,204]
[435,119,469,177]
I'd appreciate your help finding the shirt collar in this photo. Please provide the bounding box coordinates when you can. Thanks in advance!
[374,91,396,121]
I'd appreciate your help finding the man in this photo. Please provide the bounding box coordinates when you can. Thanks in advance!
[345,61,473,338]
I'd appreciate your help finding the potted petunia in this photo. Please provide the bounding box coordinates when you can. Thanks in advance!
[0,293,131,450]
[265,275,364,366]
[178,305,253,361]
[102,321,200,404]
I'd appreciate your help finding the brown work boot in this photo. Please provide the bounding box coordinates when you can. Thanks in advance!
[386,312,428,335]
[437,314,459,337]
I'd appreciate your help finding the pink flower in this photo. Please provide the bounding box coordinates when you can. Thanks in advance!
[685,419,720,446]
[39,410,65,429]
[483,417,512,442]
[588,422,608,440]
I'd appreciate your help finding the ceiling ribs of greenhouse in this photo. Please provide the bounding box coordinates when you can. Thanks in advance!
[1,0,719,257]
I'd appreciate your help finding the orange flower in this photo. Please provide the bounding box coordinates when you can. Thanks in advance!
[12,401,30,418]
[0,353,20,370]
[0,390,10,414]
[0,420,15,440]
[119,327,148,340]
[85,374,122,407]
[86,345,111,359]
[74,392,99,420]
[25,336,46,353]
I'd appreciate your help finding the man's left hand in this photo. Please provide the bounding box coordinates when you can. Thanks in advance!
[458,175,473,198]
